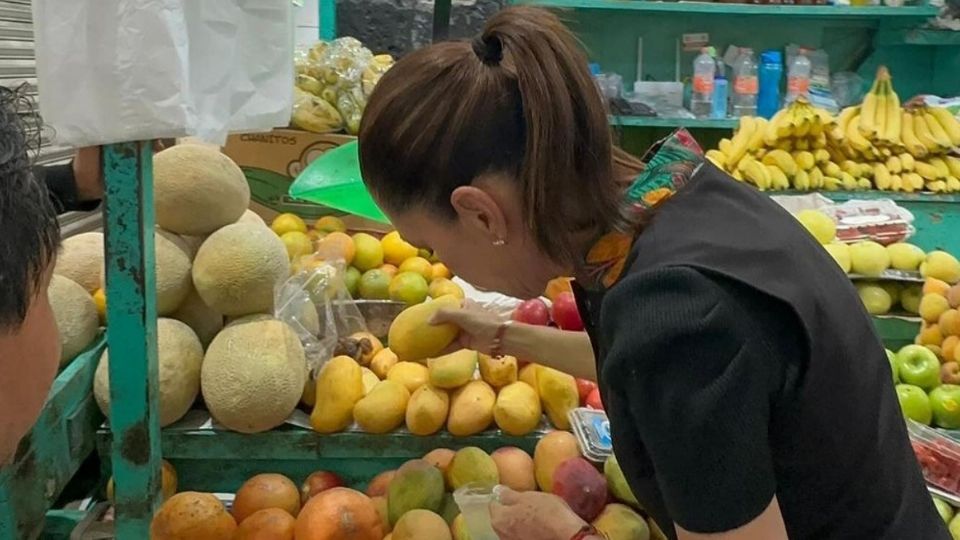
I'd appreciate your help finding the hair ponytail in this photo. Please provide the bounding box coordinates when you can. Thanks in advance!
[360,6,632,264]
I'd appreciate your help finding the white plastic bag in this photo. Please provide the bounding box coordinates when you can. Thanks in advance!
[32,0,294,146]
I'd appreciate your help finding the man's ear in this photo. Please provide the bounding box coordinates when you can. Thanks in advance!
[450,185,508,243]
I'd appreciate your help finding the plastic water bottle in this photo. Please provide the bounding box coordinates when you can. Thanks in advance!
[691,47,715,118]
[786,50,812,103]
[732,48,758,117]
[712,73,728,119]
[757,50,783,119]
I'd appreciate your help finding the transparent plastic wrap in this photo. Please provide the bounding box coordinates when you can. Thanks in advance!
[908,420,960,499]
[275,254,368,374]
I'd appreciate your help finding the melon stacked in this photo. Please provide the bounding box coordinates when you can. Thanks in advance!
[150,439,662,540]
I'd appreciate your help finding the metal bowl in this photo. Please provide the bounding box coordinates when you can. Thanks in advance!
[335,299,407,340]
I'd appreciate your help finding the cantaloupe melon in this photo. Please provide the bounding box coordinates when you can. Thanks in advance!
[94,318,203,427]
[192,223,289,317]
[153,145,250,235]
[48,275,99,365]
[54,232,103,293]
[99,230,192,316]
[202,319,306,433]
[170,287,223,348]
[179,235,206,260]
[237,209,266,226]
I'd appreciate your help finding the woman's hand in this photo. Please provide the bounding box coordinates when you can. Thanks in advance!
[490,488,588,540]
[430,301,504,355]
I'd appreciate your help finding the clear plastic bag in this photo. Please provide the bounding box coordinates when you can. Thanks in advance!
[275,254,368,374]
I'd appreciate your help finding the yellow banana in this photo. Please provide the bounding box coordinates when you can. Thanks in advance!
[747,118,769,152]
[873,79,888,143]
[913,112,944,154]
[927,107,960,146]
[874,163,892,190]
[857,178,872,190]
[859,76,881,137]
[732,169,745,182]
[904,172,925,191]
[929,157,951,178]
[793,151,816,171]
[915,161,942,181]
[814,149,831,165]
[835,106,859,141]
[886,156,902,174]
[809,167,825,189]
[946,156,960,178]
[901,111,927,158]
[899,153,915,172]
[946,176,960,192]
[924,111,954,149]
[719,138,733,155]
[761,149,799,176]
[841,160,860,176]
[899,175,914,193]
[846,114,874,153]
[739,157,772,190]
[766,165,790,190]
[727,117,757,165]
[706,150,727,170]
[882,78,902,144]
[928,180,948,193]
[823,176,843,191]
[840,172,859,191]
[860,163,875,179]
[795,139,810,151]
[765,108,792,144]
[793,169,811,190]
[824,161,842,178]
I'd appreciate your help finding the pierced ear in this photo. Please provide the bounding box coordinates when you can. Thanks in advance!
[450,186,507,242]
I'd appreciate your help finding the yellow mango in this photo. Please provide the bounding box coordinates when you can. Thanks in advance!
[387,361,430,394]
[406,385,450,436]
[361,367,380,395]
[388,295,461,361]
[310,355,364,433]
[493,381,542,436]
[428,349,478,389]
[447,380,495,436]
[354,379,410,434]
[479,354,518,388]
[537,367,578,430]
[370,347,399,379]
[518,363,541,396]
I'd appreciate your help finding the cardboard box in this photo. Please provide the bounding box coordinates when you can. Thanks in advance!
[222,129,356,221]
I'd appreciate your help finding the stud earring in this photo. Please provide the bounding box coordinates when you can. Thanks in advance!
[493,238,506,247]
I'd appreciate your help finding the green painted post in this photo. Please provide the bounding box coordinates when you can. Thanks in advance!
[320,0,336,40]
[103,142,161,538]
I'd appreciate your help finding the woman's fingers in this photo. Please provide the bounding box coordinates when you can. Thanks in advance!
[429,307,463,326]
[493,485,519,505]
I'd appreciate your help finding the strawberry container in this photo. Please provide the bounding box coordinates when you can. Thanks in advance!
[908,420,960,498]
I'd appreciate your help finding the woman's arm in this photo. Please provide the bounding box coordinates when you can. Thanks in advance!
[36,147,102,214]
[431,304,598,381]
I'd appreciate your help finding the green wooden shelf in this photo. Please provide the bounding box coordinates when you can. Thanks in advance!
[878,28,960,46]
[872,315,921,350]
[517,0,939,17]
[611,115,738,129]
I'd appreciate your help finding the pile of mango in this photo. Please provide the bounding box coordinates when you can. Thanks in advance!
[305,296,582,437]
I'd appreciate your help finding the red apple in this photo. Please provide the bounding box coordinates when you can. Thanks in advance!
[585,387,603,410]
[576,378,598,404]
[300,470,344,504]
[513,299,551,326]
[552,292,584,331]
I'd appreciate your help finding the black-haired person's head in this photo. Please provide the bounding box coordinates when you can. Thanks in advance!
[0,85,62,465]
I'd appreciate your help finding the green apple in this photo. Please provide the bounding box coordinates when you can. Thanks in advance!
[896,384,933,424]
[897,345,942,391]
[950,512,960,540]
[887,242,926,271]
[930,384,960,429]
[856,283,892,315]
[933,495,955,524]
[887,349,899,384]
[901,285,923,314]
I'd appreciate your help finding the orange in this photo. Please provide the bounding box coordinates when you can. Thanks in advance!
[359,269,391,300]
[398,257,433,281]
[281,231,315,261]
[380,264,399,279]
[381,231,418,266]
[294,488,383,540]
[316,232,356,265]
[389,272,429,306]
[234,508,295,540]
[315,215,347,233]
[923,278,951,297]
[232,473,302,523]
[352,233,385,272]
[150,492,236,540]
[431,263,452,280]
[271,213,307,236]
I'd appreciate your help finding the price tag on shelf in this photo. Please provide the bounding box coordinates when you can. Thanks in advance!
[569,408,613,462]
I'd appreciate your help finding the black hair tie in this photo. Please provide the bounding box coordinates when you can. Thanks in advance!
[472,34,503,65]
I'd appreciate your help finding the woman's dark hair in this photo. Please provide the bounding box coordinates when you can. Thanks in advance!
[359,6,641,264]
[0,85,60,331]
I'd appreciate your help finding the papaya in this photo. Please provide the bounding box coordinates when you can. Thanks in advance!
[387,459,445,526]
[387,295,461,361]
[593,503,650,540]
[445,447,499,491]
[354,380,410,434]
[493,381,541,436]
[537,366,578,430]
[479,354,518,388]
[428,349,478,389]
[447,380,495,436]
[518,363,541,396]
[406,385,449,436]
[310,356,364,433]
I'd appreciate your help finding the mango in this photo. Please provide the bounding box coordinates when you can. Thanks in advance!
[479,354,518,388]
[387,459,445,526]
[493,381,541,436]
[446,447,499,491]
[310,356,364,433]
[428,349,478,389]
[491,447,536,492]
[387,361,430,394]
[354,380,410,434]
[537,366,578,430]
[452,514,471,540]
[388,295,461,362]
[553,457,608,521]
[447,380,495,436]
[372,496,392,534]
[534,431,579,492]
[422,448,455,473]
[361,367,380,395]
[370,347,399,379]
[604,454,640,507]
[406,385,450,436]
[649,519,668,540]
[593,504,650,540]
[392,509,452,540]
[518,363,540,395]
